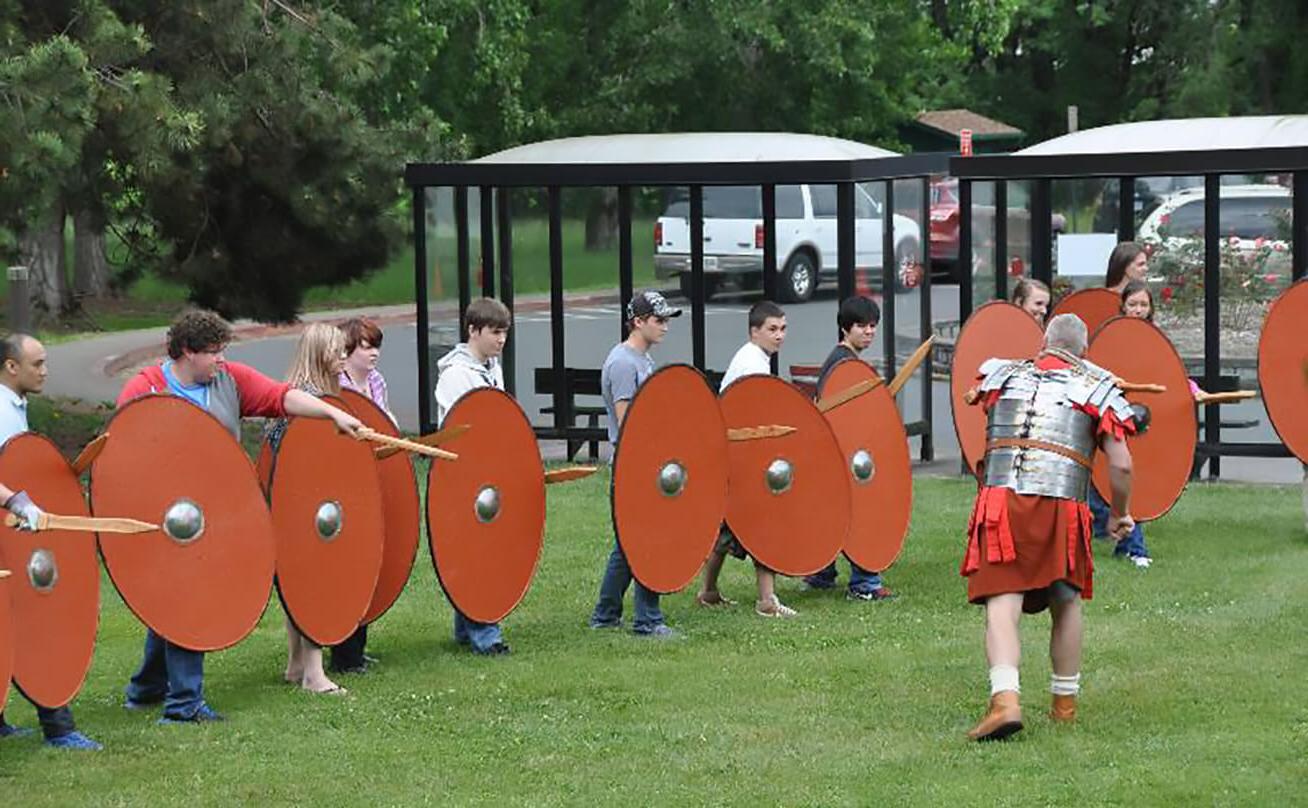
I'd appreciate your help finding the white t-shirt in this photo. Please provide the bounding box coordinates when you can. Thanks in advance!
[719,342,773,392]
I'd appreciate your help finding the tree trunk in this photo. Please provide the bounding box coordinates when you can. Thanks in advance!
[584,188,619,251]
[73,207,112,299]
[17,203,68,316]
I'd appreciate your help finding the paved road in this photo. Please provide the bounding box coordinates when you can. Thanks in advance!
[42,287,1305,484]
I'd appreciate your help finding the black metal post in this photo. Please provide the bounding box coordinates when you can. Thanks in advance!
[994,181,1008,301]
[1117,176,1135,240]
[497,188,515,395]
[958,178,973,321]
[548,186,568,435]
[618,186,634,340]
[762,184,779,375]
[690,185,707,370]
[882,180,897,380]
[413,188,432,433]
[455,187,470,339]
[1203,174,1221,479]
[919,175,934,462]
[479,186,495,298]
[1032,178,1053,285]
[1294,171,1307,282]
[837,181,856,304]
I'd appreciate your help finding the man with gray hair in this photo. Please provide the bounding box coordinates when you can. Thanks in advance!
[958,313,1136,741]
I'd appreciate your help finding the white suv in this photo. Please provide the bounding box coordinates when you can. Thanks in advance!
[654,184,922,302]
[1138,183,1291,251]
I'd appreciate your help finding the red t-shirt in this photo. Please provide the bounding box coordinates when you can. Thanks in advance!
[117,361,290,418]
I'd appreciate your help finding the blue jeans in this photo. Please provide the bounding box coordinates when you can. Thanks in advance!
[453,611,504,652]
[805,560,883,594]
[124,629,206,718]
[590,539,665,633]
[0,704,76,740]
[1088,488,1149,558]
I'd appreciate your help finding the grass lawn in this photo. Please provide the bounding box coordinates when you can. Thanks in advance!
[2,472,1305,805]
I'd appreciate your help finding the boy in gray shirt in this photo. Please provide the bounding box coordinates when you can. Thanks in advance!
[589,291,681,637]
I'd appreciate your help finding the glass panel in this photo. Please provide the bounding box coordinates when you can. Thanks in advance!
[809,184,838,218]
[1050,177,1117,300]
[425,186,471,430]
[1211,174,1295,480]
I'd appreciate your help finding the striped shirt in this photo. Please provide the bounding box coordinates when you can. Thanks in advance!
[340,368,395,424]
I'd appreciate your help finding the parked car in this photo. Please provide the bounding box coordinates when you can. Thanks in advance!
[653,184,921,302]
[928,178,1064,283]
[1137,183,1291,248]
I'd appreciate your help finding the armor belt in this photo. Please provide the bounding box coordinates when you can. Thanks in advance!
[985,438,1092,469]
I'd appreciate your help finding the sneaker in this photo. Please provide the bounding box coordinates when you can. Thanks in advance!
[474,642,511,656]
[1128,554,1152,569]
[0,724,35,739]
[802,575,836,591]
[589,617,623,630]
[123,697,161,711]
[848,586,897,602]
[755,597,798,618]
[159,703,225,724]
[45,731,102,751]
[633,624,683,640]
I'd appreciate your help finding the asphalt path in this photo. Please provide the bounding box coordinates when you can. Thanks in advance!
[37,282,1300,484]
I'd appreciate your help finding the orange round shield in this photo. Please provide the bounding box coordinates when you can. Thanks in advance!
[1088,316,1197,521]
[818,361,912,572]
[1052,287,1121,334]
[0,576,12,713]
[269,397,385,646]
[92,395,276,651]
[339,390,420,624]
[951,301,1045,477]
[613,365,729,593]
[0,434,98,708]
[427,389,545,624]
[1258,280,1308,463]
[720,375,849,576]
[255,442,273,495]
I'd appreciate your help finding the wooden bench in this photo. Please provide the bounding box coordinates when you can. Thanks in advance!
[534,367,607,461]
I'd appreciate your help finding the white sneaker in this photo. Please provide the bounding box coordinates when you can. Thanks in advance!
[1128,554,1152,569]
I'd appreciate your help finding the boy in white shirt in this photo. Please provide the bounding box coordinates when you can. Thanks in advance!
[434,298,512,654]
[696,301,797,618]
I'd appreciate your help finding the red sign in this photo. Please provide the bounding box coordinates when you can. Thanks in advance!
[960,129,973,156]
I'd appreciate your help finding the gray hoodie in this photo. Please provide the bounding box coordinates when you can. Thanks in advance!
[435,343,504,426]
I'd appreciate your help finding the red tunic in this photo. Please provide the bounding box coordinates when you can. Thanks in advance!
[960,355,1135,613]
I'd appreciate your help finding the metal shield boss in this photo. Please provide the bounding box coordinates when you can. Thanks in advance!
[720,375,849,576]
[339,389,420,625]
[818,361,912,573]
[1088,316,1197,521]
[0,434,98,708]
[269,396,385,646]
[92,395,276,651]
[1259,280,1308,463]
[427,389,544,624]
[951,301,1046,478]
[1052,288,1121,335]
[612,365,729,594]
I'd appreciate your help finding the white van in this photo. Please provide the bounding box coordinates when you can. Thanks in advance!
[653,184,922,302]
